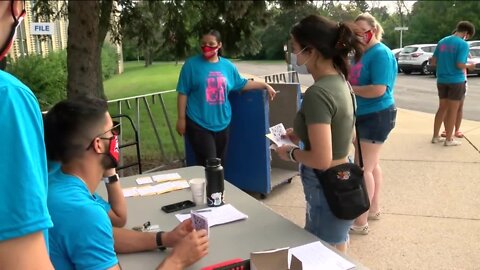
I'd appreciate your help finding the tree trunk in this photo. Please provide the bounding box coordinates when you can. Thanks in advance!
[97,0,114,99]
[67,1,102,99]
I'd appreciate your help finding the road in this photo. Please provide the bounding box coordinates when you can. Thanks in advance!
[235,61,480,121]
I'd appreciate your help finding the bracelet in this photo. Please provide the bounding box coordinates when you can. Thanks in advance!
[288,147,300,162]
[156,231,167,251]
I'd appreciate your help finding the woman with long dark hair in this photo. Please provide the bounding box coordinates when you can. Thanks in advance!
[275,15,364,252]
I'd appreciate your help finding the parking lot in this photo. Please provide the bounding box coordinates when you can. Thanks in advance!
[236,61,480,121]
[395,72,480,121]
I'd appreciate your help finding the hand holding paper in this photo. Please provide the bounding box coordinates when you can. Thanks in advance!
[266,123,298,150]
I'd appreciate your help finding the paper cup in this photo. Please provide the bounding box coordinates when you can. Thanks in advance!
[189,178,206,205]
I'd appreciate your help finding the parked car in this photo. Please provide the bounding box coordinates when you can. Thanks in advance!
[391,48,403,73]
[398,44,437,75]
[467,40,480,47]
[427,46,480,77]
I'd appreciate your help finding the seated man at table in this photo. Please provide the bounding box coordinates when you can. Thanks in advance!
[44,95,209,270]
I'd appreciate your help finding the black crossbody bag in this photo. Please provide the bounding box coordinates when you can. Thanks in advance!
[313,81,370,220]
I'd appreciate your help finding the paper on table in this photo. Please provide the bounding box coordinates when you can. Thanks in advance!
[122,187,139,198]
[175,204,248,227]
[266,123,297,149]
[152,173,182,182]
[136,176,153,185]
[288,241,355,270]
[123,180,189,197]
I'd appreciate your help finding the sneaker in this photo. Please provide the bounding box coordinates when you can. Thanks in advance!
[368,211,381,220]
[349,224,369,235]
[431,136,445,144]
[444,139,462,146]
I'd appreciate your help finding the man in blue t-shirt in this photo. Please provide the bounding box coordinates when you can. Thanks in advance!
[431,21,475,146]
[44,96,209,270]
[0,1,54,269]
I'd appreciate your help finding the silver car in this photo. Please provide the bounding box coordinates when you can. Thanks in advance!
[398,44,437,75]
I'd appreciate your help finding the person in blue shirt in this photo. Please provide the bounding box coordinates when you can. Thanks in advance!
[44,96,209,270]
[431,21,475,146]
[176,30,276,167]
[0,1,54,269]
[348,13,397,235]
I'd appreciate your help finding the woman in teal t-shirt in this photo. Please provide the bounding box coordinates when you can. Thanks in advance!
[176,30,276,167]
[349,13,398,235]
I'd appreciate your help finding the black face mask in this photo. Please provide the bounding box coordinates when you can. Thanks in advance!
[0,1,26,61]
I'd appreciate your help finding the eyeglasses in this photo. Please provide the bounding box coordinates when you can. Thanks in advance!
[0,0,26,59]
[86,121,121,150]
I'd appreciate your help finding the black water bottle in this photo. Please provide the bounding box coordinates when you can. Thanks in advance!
[205,158,225,207]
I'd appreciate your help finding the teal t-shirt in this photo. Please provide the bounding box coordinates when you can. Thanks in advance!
[48,160,111,213]
[434,35,469,84]
[176,55,248,131]
[48,169,118,270]
[0,70,53,242]
[349,43,397,116]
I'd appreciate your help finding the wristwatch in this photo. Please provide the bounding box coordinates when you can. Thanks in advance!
[103,173,119,184]
[156,231,167,251]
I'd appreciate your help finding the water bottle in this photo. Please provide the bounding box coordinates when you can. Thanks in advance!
[205,158,225,207]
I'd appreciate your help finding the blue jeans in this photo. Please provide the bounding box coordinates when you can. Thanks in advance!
[301,165,353,245]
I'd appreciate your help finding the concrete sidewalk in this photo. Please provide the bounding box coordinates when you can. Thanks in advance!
[261,108,480,269]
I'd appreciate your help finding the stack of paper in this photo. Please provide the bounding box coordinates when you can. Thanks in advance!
[152,173,182,182]
[288,241,355,270]
[175,204,248,226]
[122,180,190,198]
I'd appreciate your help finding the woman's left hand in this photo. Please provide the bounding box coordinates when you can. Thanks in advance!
[265,84,276,100]
[275,145,294,161]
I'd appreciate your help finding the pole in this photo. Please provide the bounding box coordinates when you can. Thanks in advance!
[400,30,403,48]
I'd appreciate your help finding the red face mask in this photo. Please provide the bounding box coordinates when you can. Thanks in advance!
[107,134,120,167]
[0,3,26,60]
[363,30,374,44]
[201,45,219,59]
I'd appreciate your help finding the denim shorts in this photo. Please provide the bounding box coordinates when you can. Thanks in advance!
[356,105,397,144]
[300,165,353,245]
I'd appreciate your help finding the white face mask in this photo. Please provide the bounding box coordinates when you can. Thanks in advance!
[291,53,309,74]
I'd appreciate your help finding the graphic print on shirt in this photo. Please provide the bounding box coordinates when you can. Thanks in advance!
[439,44,457,54]
[349,62,363,85]
[206,71,227,105]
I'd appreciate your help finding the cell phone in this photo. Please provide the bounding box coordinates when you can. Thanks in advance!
[161,200,196,213]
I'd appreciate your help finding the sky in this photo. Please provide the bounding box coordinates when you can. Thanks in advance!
[368,1,416,14]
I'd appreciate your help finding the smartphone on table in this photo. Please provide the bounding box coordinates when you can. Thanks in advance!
[161,200,196,213]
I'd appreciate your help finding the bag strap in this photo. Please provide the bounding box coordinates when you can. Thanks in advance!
[345,81,364,168]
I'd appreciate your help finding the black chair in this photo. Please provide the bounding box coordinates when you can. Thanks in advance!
[111,114,142,174]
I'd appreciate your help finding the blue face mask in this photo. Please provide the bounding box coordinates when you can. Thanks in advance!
[290,53,309,74]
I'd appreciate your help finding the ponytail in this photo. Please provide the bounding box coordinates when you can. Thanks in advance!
[333,22,365,79]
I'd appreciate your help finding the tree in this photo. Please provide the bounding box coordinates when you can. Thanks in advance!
[34,0,117,99]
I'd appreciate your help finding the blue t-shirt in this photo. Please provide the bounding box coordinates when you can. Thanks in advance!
[176,55,248,131]
[434,35,469,84]
[349,43,397,116]
[0,70,53,242]
[48,169,118,270]
[48,160,111,213]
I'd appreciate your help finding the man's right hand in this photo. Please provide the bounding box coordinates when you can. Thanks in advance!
[176,118,186,136]
[159,230,209,270]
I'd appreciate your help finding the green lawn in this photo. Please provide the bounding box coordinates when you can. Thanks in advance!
[105,61,182,99]
[104,61,184,172]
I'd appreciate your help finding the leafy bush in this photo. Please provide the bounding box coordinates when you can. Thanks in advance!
[102,43,118,80]
[6,50,67,110]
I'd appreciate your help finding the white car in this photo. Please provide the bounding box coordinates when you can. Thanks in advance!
[398,44,437,75]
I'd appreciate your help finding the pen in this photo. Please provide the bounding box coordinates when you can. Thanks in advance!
[180,209,212,215]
